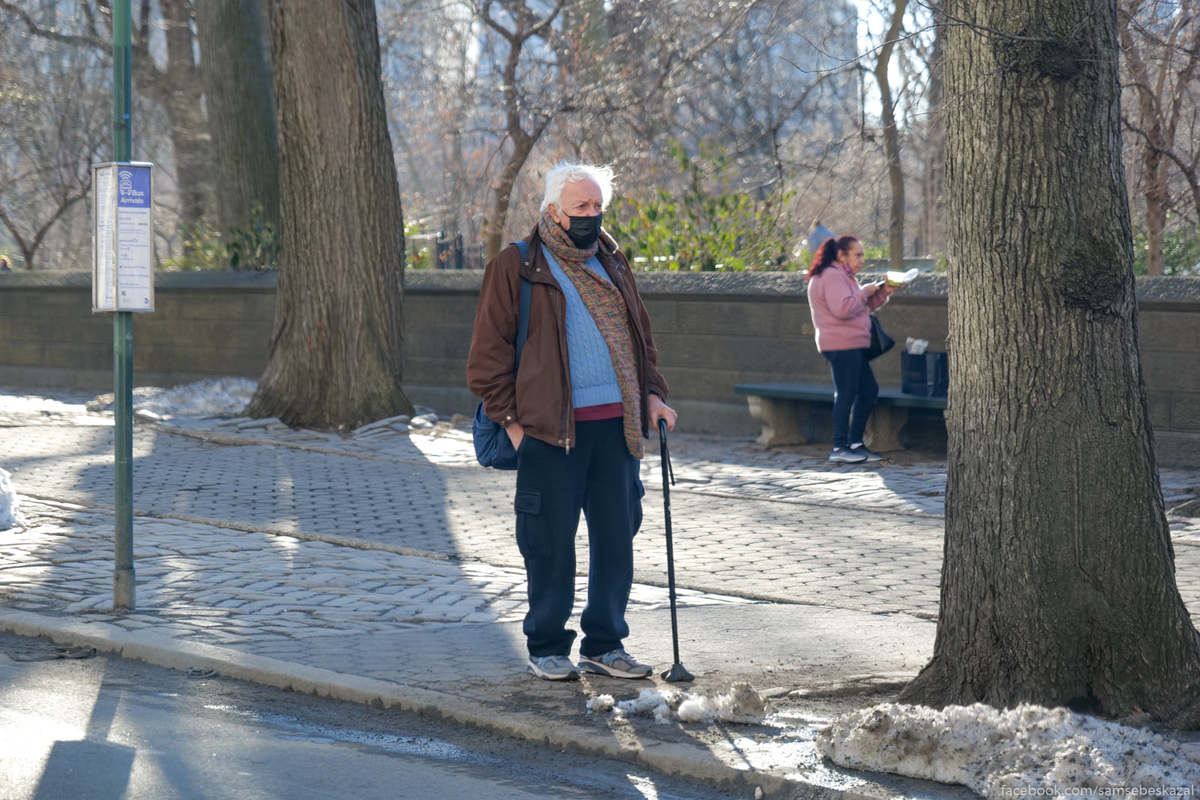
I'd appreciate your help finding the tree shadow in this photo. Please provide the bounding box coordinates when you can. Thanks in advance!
[46,422,534,688]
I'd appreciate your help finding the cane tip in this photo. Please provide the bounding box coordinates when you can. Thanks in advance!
[661,663,695,682]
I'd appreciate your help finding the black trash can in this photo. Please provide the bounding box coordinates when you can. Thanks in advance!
[901,351,949,397]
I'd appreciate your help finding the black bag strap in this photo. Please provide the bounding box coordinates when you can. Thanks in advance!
[513,240,531,371]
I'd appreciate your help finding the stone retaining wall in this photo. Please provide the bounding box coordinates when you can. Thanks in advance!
[2,270,1197,464]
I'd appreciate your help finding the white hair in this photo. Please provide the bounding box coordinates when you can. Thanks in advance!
[540,162,615,212]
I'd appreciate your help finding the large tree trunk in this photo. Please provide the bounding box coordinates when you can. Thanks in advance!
[900,0,1200,726]
[874,0,907,268]
[249,0,413,429]
[195,0,280,241]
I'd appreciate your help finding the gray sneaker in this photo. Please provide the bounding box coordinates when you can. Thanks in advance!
[849,443,883,462]
[528,654,580,681]
[829,447,867,463]
[578,649,653,679]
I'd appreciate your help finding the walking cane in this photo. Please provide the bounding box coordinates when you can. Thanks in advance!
[658,418,694,682]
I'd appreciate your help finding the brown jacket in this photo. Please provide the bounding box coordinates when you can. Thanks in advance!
[466,227,669,453]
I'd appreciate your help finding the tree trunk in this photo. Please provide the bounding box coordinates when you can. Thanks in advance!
[484,133,535,262]
[1144,146,1166,275]
[195,0,280,239]
[480,0,563,262]
[917,0,945,257]
[874,0,907,268]
[249,0,413,429]
[900,0,1200,726]
[158,0,211,230]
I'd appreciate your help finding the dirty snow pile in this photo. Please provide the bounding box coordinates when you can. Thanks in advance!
[128,377,257,419]
[0,467,23,530]
[588,683,767,725]
[816,702,1200,797]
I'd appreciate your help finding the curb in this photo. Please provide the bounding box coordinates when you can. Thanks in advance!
[0,608,835,799]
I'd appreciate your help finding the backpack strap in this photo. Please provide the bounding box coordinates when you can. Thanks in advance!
[512,241,532,371]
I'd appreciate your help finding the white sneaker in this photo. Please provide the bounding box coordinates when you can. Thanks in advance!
[829,447,867,463]
[578,649,652,679]
[527,654,580,681]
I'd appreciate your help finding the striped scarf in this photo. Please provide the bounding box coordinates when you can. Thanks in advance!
[537,212,643,458]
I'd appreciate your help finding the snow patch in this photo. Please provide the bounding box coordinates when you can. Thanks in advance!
[89,377,258,419]
[675,682,767,724]
[586,694,615,713]
[0,468,24,530]
[816,702,1200,797]
[133,377,257,418]
[604,683,767,725]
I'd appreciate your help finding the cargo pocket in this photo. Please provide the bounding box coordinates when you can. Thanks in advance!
[514,489,545,558]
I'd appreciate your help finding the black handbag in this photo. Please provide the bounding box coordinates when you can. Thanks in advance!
[472,241,532,469]
[866,315,895,361]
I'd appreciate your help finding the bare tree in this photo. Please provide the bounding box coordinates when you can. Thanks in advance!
[912,0,945,257]
[0,0,213,230]
[248,0,413,429]
[901,0,1200,725]
[1119,0,1200,274]
[478,0,566,261]
[873,0,908,267]
[0,7,108,270]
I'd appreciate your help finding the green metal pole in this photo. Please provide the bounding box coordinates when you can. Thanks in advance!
[112,0,135,610]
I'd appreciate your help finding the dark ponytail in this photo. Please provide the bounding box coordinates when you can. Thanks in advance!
[806,235,858,280]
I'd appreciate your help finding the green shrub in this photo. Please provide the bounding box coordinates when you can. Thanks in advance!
[405,220,433,270]
[161,223,227,271]
[227,205,278,271]
[606,141,795,271]
[1133,222,1200,276]
[161,205,278,272]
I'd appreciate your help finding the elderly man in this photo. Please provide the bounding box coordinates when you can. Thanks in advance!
[467,162,677,681]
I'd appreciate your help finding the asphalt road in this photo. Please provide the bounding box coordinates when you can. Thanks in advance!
[0,631,742,800]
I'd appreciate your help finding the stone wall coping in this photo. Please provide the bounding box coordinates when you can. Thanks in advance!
[4,270,1198,307]
[0,270,278,291]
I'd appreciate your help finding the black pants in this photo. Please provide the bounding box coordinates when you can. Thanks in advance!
[823,348,878,449]
[513,418,643,658]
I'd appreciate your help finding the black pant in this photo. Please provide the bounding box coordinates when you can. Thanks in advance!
[513,418,643,658]
[823,348,878,449]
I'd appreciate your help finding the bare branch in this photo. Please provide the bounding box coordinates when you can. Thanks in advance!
[0,1,107,50]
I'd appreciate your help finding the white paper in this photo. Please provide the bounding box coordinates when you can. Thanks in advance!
[886,268,919,286]
[92,165,116,311]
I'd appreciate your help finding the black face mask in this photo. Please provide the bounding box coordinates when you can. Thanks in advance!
[565,213,602,249]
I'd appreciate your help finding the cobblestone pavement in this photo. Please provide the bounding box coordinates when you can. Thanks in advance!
[0,418,950,621]
[4,397,1198,624]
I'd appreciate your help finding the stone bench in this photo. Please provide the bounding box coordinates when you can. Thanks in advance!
[733,382,948,452]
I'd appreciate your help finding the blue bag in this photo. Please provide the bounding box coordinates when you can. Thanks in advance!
[472,241,532,469]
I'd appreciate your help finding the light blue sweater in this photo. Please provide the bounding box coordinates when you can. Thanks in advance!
[541,246,623,409]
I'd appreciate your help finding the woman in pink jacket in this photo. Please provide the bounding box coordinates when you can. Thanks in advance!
[806,236,895,463]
